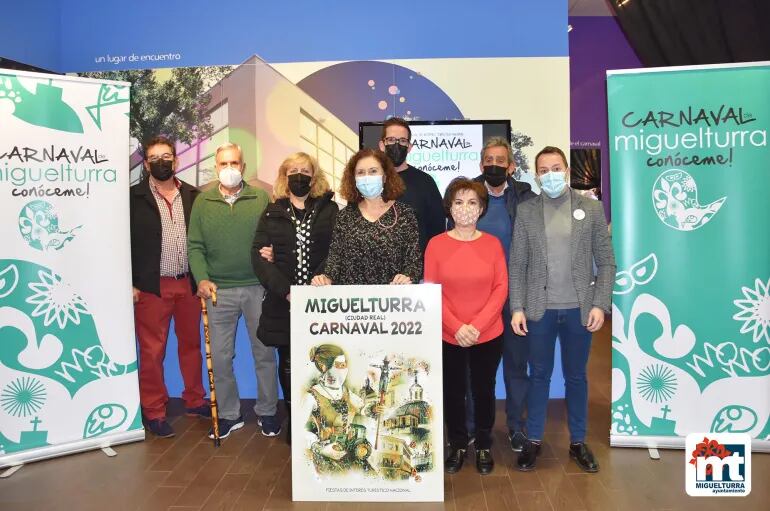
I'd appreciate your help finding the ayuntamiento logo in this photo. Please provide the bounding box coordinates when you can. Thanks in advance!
[686,433,751,496]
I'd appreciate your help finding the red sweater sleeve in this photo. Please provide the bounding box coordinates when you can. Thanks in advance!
[469,237,508,333]
[424,236,464,336]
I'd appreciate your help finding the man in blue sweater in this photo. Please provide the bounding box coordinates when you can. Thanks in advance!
[475,137,536,451]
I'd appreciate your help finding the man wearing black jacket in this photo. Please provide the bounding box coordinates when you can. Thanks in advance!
[130,135,209,438]
[476,137,536,451]
[378,117,445,253]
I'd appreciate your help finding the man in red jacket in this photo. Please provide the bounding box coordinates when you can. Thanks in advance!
[130,135,209,438]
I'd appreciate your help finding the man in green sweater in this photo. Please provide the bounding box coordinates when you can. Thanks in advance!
[188,142,280,439]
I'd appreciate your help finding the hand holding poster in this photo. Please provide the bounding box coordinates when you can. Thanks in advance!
[291,284,443,502]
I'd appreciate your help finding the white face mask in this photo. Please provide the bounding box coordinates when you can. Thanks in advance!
[324,366,348,389]
[219,166,243,187]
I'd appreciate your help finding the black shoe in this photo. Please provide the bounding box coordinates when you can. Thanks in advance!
[445,447,466,474]
[257,414,281,437]
[509,431,527,452]
[569,442,599,473]
[516,440,541,471]
[208,416,244,440]
[476,449,494,475]
[185,404,212,418]
[145,418,174,438]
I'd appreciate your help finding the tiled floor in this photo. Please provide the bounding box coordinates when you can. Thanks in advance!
[1,322,767,510]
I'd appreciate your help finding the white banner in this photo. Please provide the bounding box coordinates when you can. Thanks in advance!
[0,69,142,467]
[291,284,443,502]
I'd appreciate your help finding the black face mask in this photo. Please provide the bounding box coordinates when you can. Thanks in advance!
[483,165,507,187]
[384,143,408,167]
[149,159,174,181]
[288,173,312,197]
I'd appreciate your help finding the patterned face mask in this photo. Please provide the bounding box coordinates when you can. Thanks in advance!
[451,204,481,227]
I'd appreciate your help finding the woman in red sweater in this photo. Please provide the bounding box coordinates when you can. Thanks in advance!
[424,177,508,476]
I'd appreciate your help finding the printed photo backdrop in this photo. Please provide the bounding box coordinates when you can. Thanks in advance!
[35,0,571,402]
[78,51,570,401]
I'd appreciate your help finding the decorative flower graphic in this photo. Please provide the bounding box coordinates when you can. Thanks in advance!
[1,377,46,417]
[733,278,770,344]
[689,436,732,476]
[636,364,678,403]
[651,169,726,231]
[18,200,82,252]
[26,269,90,329]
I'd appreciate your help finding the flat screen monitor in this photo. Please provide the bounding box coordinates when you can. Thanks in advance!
[359,120,511,194]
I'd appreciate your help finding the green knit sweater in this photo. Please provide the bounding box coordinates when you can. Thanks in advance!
[187,183,269,289]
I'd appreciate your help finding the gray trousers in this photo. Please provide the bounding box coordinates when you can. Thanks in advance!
[205,285,278,420]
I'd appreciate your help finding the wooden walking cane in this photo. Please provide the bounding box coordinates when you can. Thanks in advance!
[201,290,221,447]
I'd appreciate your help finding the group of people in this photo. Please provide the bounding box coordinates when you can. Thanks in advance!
[129,116,615,479]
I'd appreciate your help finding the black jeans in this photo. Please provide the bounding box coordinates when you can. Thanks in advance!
[277,345,291,406]
[443,337,503,450]
[466,308,529,436]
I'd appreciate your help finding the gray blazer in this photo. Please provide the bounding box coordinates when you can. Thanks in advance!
[508,189,616,325]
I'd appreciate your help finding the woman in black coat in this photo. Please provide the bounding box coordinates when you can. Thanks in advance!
[251,152,338,442]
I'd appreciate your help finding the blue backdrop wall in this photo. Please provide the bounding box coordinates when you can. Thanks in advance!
[0,0,61,71]
[1,0,571,401]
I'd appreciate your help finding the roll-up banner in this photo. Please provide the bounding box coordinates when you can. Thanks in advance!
[0,69,143,467]
[608,62,770,451]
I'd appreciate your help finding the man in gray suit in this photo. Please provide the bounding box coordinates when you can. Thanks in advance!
[509,146,616,473]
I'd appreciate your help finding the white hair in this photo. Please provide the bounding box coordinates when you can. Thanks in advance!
[215,142,243,163]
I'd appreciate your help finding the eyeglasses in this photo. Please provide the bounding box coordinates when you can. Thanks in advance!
[147,153,174,163]
[383,137,410,146]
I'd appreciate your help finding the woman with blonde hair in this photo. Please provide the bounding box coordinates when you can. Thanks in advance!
[251,152,338,442]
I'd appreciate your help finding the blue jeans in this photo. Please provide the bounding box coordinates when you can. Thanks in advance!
[526,308,592,443]
[502,306,529,433]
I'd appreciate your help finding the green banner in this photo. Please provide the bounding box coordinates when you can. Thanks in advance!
[608,63,770,447]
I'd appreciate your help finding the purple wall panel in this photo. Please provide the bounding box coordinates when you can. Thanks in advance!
[569,16,642,219]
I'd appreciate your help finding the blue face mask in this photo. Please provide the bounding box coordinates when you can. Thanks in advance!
[355,175,384,198]
[538,171,568,198]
